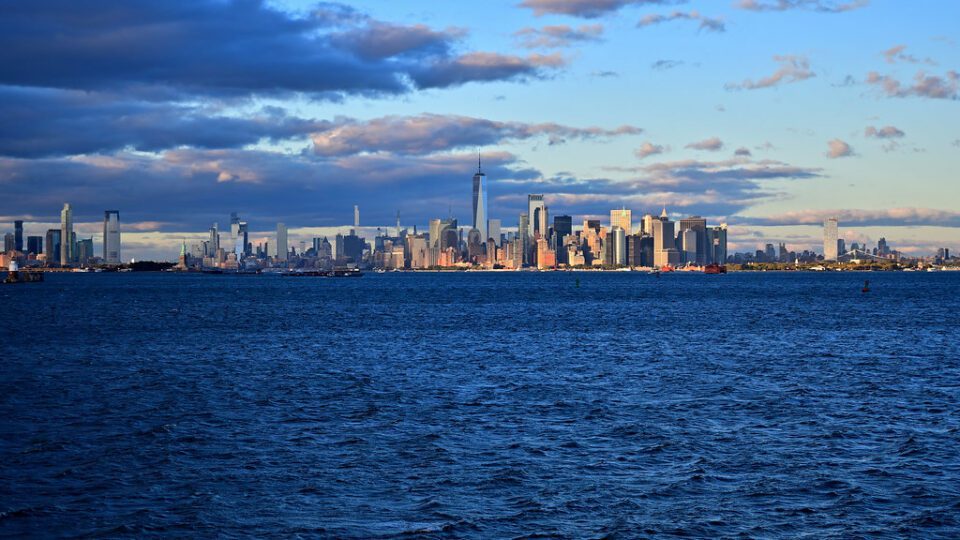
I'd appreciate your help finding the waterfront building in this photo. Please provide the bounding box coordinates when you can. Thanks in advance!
[553,215,572,263]
[527,194,547,239]
[60,203,73,266]
[488,218,501,246]
[45,229,60,263]
[823,218,839,261]
[682,229,698,264]
[3,233,12,253]
[519,213,530,266]
[610,208,632,235]
[77,238,94,265]
[708,224,728,264]
[276,223,288,261]
[103,210,121,264]
[678,216,707,265]
[27,236,42,255]
[652,208,680,267]
[14,220,23,252]
[536,238,556,269]
[612,226,627,266]
[472,157,488,242]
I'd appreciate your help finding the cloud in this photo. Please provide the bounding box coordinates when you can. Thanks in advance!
[826,139,855,158]
[685,137,724,151]
[591,70,620,78]
[637,11,725,32]
[865,70,959,100]
[410,52,566,89]
[734,147,752,156]
[635,142,667,159]
[864,125,905,139]
[726,55,815,90]
[736,0,868,12]
[0,0,560,99]
[514,24,604,48]
[651,59,685,70]
[881,45,936,66]
[519,0,679,18]
[0,87,328,158]
[735,208,960,228]
[310,114,642,156]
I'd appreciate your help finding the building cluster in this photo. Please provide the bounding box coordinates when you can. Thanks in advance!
[363,161,728,270]
[3,163,954,271]
[0,204,121,269]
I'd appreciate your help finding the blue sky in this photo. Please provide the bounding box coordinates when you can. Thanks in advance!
[1,0,958,260]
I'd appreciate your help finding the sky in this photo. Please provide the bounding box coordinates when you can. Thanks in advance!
[1,0,958,261]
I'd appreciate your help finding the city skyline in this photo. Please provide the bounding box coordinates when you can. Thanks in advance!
[1,0,958,260]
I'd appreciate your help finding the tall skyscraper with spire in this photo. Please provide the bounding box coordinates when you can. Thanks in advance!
[823,217,839,261]
[60,203,72,266]
[472,152,488,242]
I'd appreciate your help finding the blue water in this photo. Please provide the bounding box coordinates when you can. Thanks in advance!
[2,272,959,538]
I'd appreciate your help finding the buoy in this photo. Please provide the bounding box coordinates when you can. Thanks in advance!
[862,279,870,293]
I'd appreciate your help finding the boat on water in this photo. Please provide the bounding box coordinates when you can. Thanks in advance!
[280,268,363,278]
[704,263,727,274]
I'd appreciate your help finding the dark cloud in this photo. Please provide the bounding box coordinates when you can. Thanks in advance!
[0,0,560,99]
[734,147,752,156]
[0,87,326,158]
[736,0,869,12]
[637,11,725,32]
[866,70,959,100]
[311,114,642,156]
[514,24,604,48]
[519,0,681,18]
[726,55,815,90]
[409,52,567,89]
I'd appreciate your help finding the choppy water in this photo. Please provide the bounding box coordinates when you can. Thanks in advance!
[2,271,959,538]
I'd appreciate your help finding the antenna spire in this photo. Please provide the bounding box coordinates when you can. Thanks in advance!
[477,147,482,174]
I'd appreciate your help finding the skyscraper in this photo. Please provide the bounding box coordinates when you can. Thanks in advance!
[60,203,72,265]
[527,194,547,239]
[230,212,243,257]
[472,155,488,242]
[276,223,288,261]
[678,216,707,265]
[823,217,838,261]
[103,210,121,264]
[27,236,42,255]
[610,208,632,235]
[14,220,23,252]
[45,229,60,263]
[612,226,627,266]
[487,218,501,245]
[519,213,530,266]
[354,205,360,229]
[651,208,680,267]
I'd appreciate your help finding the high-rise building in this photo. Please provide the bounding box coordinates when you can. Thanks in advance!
[60,203,73,265]
[682,229,698,264]
[103,210,121,264]
[14,220,23,252]
[208,223,220,257]
[472,156,488,242]
[612,226,627,266]
[651,208,680,267]
[641,214,655,236]
[45,229,60,263]
[77,238,94,265]
[708,224,728,264]
[276,223,288,261]
[487,218,501,245]
[230,212,243,257]
[610,208,632,235]
[27,236,42,255]
[823,218,839,261]
[519,213,530,266]
[3,233,13,253]
[678,216,707,265]
[553,215,572,263]
[354,205,360,229]
[239,221,250,256]
[527,195,547,239]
